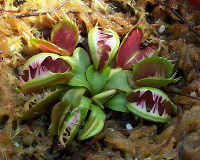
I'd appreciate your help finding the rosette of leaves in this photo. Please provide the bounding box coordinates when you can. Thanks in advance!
[18,19,178,151]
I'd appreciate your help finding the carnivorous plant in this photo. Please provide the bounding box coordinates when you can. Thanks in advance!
[18,19,177,150]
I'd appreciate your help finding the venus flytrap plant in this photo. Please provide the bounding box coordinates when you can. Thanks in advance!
[18,19,178,151]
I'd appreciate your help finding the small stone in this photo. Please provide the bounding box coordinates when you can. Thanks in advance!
[126,123,133,130]
[158,25,165,34]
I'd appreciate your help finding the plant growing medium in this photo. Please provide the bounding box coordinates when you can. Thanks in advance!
[17,19,177,150]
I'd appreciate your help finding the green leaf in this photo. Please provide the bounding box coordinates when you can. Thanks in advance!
[135,77,177,88]
[62,87,86,110]
[88,24,120,71]
[66,47,92,91]
[127,87,177,123]
[19,53,74,93]
[66,47,91,71]
[78,104,106,140]
[50,99,72,135]
[86,65,110,96]
[92,89,117,99]
[108,68,122,80]
[104,93,130,113]
[104,70,133,92]
[91,89,117,109]
[57,96,91,150]
[133,56,177,88]
[21,88,62,120]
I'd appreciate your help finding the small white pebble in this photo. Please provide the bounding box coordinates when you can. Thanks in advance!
[190,91,197,97]
[126,123,133,130]
[10,44,15,52]
[14,142,20,147]
[158,25,166,34]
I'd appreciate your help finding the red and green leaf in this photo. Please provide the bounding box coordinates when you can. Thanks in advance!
[30,19,80,56]
[18,53,74,93]
[20,87,62,120]
[132,56,177,88]
[127,87,177,123]
[30,38,70,56]
[56,96,91,150]
[51,19,80,56]
[117,24,160,69]
[88,24,120,71]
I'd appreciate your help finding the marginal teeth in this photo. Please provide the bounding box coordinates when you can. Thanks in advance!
[160,96,166,103]
[66,67,71,72]
[31,56,45,69]
[149,103,159,116]
[162,108,168,117]
[38,66,44,77]
[134,100,147,112]
[28,68,32,80]
[133,102,138,106]
[138,90,145,97]
[19,77,25,83]
[152,92,159,102]
[43,66,51,74]
[129,90,171,118]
